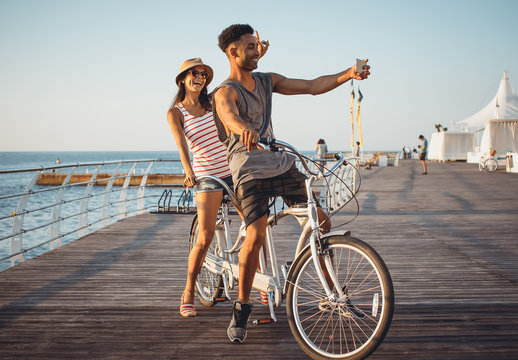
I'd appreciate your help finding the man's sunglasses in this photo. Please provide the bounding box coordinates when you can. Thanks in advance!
[189,69,209,79]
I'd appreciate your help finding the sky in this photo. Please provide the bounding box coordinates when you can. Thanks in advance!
[1,0,517,152]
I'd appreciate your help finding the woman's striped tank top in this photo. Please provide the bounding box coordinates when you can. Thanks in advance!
[175,103,231,178]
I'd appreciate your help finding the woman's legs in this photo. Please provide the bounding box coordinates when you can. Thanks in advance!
[182,190,223,304]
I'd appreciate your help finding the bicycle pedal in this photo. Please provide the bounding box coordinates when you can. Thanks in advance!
[213,297,229,303]
[253,318,274,325]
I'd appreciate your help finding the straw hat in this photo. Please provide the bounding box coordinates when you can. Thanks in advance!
[175,58,214,86]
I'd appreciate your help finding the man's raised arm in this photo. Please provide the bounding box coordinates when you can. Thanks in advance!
[214,86,260,152]
[271,59,370,96]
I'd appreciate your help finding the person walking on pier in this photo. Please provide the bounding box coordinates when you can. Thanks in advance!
[168,45,269,318]
[354,141,361,157]
[315,138,328,169]
[212,23,370,343]
[418,134,428,174]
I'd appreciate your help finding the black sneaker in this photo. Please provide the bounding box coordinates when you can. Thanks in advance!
[227,301,253,343]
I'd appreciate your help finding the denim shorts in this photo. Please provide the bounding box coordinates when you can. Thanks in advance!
[195,175,233,194]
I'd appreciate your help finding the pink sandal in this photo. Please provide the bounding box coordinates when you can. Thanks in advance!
[180,293,197,317]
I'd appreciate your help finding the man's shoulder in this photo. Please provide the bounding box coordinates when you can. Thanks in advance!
[252,71,272,79]
[255,71,274,82]
[213,84,238,101]
[253,72,274,90]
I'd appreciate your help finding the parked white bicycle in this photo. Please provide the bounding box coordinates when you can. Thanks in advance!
[189,137,394,360]
[479,149,498,172]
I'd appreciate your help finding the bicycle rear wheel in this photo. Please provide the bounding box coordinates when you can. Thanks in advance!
[189,215,223,307]
[484,158,498,172]
[286,235,394,360]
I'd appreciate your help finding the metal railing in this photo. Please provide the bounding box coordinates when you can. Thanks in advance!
[0,155,358,272]
[0,159,183,271]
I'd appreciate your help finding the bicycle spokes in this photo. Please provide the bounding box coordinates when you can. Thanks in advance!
[286,236,394,359]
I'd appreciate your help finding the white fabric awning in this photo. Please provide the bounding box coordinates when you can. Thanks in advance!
[457,72,518,130]
[480,119,518,155]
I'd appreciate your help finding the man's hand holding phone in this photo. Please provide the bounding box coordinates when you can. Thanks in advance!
[354,58,370,80]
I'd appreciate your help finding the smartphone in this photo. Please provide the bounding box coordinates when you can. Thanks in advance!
[356,58,367,74]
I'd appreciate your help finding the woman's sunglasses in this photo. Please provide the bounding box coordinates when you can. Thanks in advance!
[189,69,209,79]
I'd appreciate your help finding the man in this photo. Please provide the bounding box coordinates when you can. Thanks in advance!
[418,135,428,174]
[213,24,370,343]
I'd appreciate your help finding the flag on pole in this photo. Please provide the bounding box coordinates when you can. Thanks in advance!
[356,88,364,146]
[350,80,355,150]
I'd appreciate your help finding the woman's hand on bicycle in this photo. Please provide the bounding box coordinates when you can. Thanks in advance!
[184,173,198,187]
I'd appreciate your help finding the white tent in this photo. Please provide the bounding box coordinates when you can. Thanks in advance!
[455,71,518,163]
[480,119,518,155]
[457,71,518,130]
[428,132,475,161]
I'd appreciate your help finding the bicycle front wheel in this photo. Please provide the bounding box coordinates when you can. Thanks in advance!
[286,235,394,360]
[479,159,485,172]
[189,215,223,307]
[484,158,498,172]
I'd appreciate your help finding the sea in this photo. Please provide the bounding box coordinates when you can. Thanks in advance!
[0,149,391,272]
[0,151,184,271]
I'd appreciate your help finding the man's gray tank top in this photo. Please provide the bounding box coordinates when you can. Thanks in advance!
[213,72,295,189]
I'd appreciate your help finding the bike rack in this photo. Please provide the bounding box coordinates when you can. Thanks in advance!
[177,188,193,213]
[156,189,173,213]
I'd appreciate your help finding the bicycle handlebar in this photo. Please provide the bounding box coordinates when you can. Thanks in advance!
[259,137,345,178]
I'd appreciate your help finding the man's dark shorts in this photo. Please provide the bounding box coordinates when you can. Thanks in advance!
[236,164,307,228]
[419,152,427,161]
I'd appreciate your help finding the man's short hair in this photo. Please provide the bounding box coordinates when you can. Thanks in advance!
[419,135,424,139]
[218,24,254,52]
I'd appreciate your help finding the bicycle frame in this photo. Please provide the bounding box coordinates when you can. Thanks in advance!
[195,138,352,322]
[200,191,283,318]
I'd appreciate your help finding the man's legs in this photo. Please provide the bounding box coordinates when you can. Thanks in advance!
[227,215,267,343]
[227,215,268,343]
[238,215,268,303]
[421,159,428,174]
[237,208,328,298]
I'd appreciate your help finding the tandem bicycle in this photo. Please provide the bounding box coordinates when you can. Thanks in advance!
[189,137,394,360]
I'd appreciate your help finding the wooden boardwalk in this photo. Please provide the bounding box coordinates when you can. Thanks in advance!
[1,160,517,359]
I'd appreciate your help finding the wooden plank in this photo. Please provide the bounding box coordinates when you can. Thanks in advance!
[36,173,185,186]
[0,160,517,359]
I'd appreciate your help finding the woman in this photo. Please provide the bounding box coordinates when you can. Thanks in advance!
[168,35,269,318]
[168,58,231,317]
